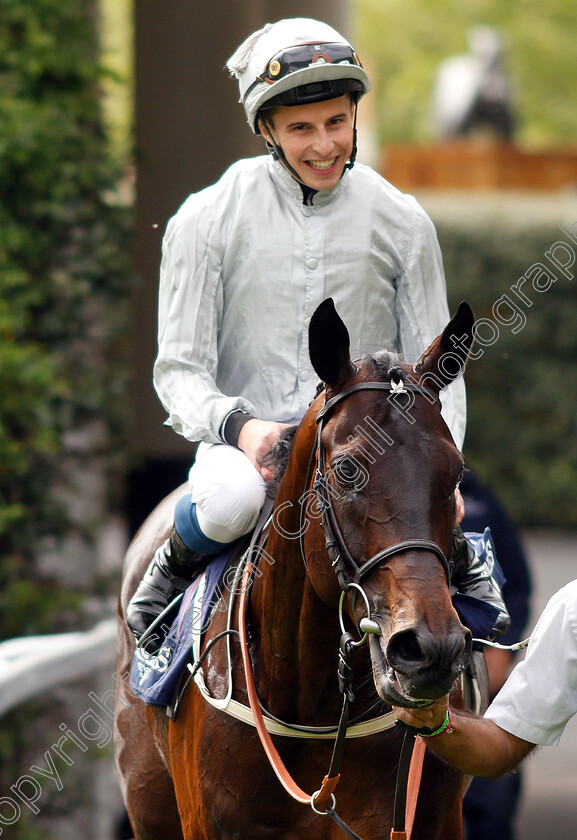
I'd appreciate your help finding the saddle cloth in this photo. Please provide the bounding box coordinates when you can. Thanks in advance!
[129,541,241,706]
[129,528,504,708]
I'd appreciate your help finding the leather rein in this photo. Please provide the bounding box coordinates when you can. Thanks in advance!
[237,375,452,840]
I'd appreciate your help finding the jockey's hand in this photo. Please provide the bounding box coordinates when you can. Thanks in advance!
[238,419,291,482]
[455,486,465,526]
[393,696,449,732]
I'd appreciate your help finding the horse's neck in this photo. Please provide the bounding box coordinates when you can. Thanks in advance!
[249,538,340,723]
[246,417,343,722]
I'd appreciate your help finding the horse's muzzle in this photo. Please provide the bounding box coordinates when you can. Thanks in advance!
[369,624,472,707]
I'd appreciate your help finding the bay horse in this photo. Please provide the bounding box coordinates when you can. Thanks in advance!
[115,299,479,840]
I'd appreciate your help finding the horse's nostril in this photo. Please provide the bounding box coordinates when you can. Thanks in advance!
[387,629,429,671]
[387,626,469,676]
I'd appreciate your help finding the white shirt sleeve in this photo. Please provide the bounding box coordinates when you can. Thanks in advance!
[485,580,577,746]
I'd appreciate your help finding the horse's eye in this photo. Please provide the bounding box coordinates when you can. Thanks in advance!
[331,456,365,489]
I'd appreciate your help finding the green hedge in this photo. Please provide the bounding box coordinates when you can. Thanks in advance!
[0,0,132,639]
[432,201,577,527]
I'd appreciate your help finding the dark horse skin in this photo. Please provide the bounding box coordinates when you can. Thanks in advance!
[115,300,479,840]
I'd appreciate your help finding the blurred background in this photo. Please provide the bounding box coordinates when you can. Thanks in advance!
[0,0,575,837]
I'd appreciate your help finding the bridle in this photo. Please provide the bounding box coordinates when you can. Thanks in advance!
[236,373,458,839]
[312,378,454,595]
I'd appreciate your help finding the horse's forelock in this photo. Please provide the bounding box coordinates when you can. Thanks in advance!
[364,350,404,380]
[262,355,401,497]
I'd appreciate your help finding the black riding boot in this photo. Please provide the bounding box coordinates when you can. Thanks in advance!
[451,527,511,640]
[126,528,208,645]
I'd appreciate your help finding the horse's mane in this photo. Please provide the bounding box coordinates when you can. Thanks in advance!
[261,351,403,496]
[260,424,299,498]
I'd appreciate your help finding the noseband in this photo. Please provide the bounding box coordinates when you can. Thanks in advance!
[313,379,453,592]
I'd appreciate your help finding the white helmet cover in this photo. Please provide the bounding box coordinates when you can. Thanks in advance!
[227,18,371,133]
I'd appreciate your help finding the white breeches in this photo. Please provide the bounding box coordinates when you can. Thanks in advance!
[188,442,267,543]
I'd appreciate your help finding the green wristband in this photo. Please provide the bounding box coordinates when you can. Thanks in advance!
[420,709,453,739]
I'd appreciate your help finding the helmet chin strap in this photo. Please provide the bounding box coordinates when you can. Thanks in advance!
[260,102,359,188]
[346,102,359,171]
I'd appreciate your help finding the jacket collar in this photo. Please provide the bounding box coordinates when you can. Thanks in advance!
[268,157,347,207]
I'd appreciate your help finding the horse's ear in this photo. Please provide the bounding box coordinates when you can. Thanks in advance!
[309,298,356,390]
[414,301,475,391]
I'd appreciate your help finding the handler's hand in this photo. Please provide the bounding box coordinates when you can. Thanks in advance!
[238,419,291,482]
[393,696,449,732]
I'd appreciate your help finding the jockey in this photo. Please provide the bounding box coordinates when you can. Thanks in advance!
[126,18,509,648]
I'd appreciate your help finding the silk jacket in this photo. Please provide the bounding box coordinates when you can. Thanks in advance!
[154,156,466,448]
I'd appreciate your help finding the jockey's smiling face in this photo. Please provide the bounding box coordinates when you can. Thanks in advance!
[258,95,355,192]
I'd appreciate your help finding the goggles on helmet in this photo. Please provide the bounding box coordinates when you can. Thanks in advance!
[257,41,362,86]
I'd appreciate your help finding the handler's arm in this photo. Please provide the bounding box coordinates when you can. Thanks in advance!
[393,700,535,777]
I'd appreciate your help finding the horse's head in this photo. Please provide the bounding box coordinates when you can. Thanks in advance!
[307,298,475,707]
